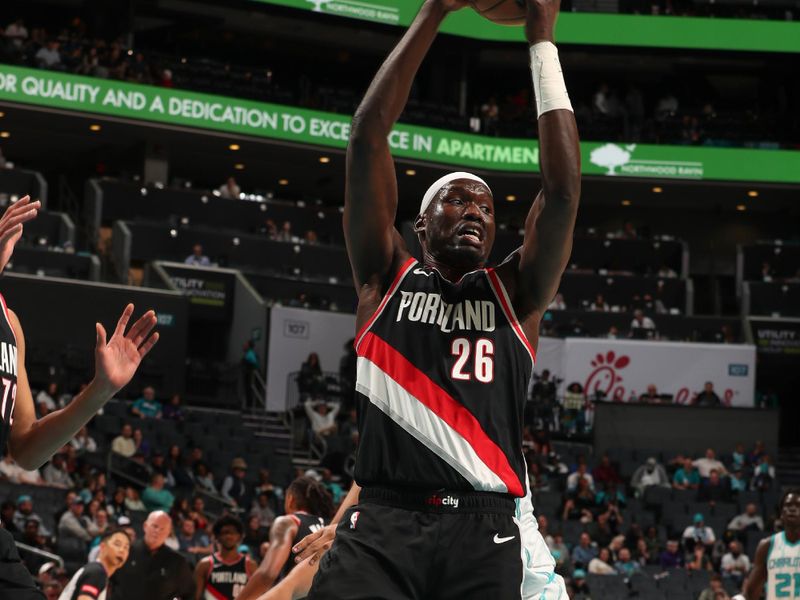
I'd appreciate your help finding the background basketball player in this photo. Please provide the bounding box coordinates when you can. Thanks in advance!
[238,477,333,600]
[0,195,159,598]
[735,490,800,600]
[304,0,580,596]
[194,515,257,600]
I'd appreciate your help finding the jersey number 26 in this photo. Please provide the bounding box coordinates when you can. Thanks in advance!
[451,338,494,383]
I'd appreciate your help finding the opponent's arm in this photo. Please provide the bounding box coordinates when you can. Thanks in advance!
[237,517,298,600]
[194,557,211,600]
[516,0,581,314]
[8,304,158,469]
[345,0,466,289]
[254,558,318,600]
[739,538,769,600]
[292,482,361,565]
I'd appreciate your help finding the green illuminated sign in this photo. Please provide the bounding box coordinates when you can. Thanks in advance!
[255,0,800,53]
[1,65,799,183]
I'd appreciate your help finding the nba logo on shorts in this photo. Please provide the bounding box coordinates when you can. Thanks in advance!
[350,511,360,529]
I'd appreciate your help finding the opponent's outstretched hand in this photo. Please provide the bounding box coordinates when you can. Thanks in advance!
[292,524,336,566]
[0,196,41,272]
[94,304,159,395]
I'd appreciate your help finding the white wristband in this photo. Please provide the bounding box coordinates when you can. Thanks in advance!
[529,41,573,118]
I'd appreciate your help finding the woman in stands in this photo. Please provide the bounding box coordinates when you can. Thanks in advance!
[237,476,333,600]
[0,196,160,598]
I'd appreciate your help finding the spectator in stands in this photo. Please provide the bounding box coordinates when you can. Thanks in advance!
[630,456,669,496]
[693,382,722,407]
[127,52,152,84]
[69,426,97,454]
[176,517,212,558]
[720,540,750,586]
[673,458,701,490]
[547,293,566,310]
[132,428,151,458]
[686,544,713,571]
[659,539,684,568]
[549,531,571,575]
[567,463,596,492]
[13,494,50,536]
[162,393,185,421]
[596,482,626,508]
[190,497,210,532]
[569,569,590,598]
[593,455,622,487]
[35,39,62,69]
[304,229,319,245]
[150,451,175,488]
[17,517,52,558]
[613,547,640,576]
[538,515,554,548]
[0,501,18,536]
[0,454,44,485]
[562,477,596,521]
[480,96,500,136]
[761,261,775,282]
[184,243,211,267]
[304,398,341,439]
[751,454,776,491]
[561,383,586,435]
[243,514,268,558]
[277,220,293,242]
[683,513,716,551]
[131,386,163,418]
[241,339,260,407]
[111,424,136,457]
[124,486,146,513]
[638,384,661,403]
[218,176,241,199]
[35,382,58,416]
[630,309,656,332]
[727,502,764,536]
[572,532,598,568]
[697,469,731,505]
[698,573,732,600]
[730,443,746,471]
[633,537,652,565]
[657,264,678,278]
[728,467,747,494]
[694,448,728,478]
[106,488,128,519]
[588,547,616,575]
[42,452,74,488]
[221,457,251,508]
[263,219,278,240]
[606,325,620,339]
[193,461,217,494]
[251,491,276,529]
[590,293,609,311]
[58,497,92,544]
[748,441,766,465]
[5,18,28,49]
[142,473,175,512]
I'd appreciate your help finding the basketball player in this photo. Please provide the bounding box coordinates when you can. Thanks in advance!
[735,490,800,600]
[194,515,257,600]
[237,478,333,600]
[58,529,131,600]
[0,195,160,598]
[306,0,579,596]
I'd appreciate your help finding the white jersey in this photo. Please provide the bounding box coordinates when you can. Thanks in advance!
[766,531,800,600]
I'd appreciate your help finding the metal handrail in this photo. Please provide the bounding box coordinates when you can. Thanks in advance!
[14,542,64,568]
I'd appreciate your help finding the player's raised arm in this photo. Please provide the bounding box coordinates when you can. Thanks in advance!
[345,0,467,289]
[516,0,581,314]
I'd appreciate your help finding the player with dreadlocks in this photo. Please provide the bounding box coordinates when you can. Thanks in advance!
[237,477,334,600]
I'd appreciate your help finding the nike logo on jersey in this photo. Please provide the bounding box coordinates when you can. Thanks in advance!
[493,534,515,544]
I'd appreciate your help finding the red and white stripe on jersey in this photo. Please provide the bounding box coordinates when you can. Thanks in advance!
[354,257,417,352]
[80,584,101,598]
[0,294,16,345]
[485,268,535,367]
[356,331,524,497]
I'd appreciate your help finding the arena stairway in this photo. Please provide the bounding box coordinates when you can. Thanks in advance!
[777,447,800,486]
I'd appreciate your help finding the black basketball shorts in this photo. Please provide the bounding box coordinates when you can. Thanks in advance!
[307,487,527,600]
[0,527,45,599]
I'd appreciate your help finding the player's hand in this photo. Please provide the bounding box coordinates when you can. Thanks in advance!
[525,0,560,45]
[292,524,336,566]
[0,196,40,273]
[93,304,159,396]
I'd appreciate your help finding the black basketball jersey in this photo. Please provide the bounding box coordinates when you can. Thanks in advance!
[353,257,534,497]
[0,294,18,460]
[281,512,325,578]
[203,552,249,600]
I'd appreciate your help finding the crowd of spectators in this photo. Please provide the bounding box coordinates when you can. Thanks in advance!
[521,435,782,598]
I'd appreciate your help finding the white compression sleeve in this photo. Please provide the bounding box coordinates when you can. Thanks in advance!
[529,41,573,118]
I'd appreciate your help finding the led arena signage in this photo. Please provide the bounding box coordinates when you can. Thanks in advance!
[1,65,799,183]
[254,0,800,53]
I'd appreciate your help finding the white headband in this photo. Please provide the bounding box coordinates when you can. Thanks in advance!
[419,171,491,216]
